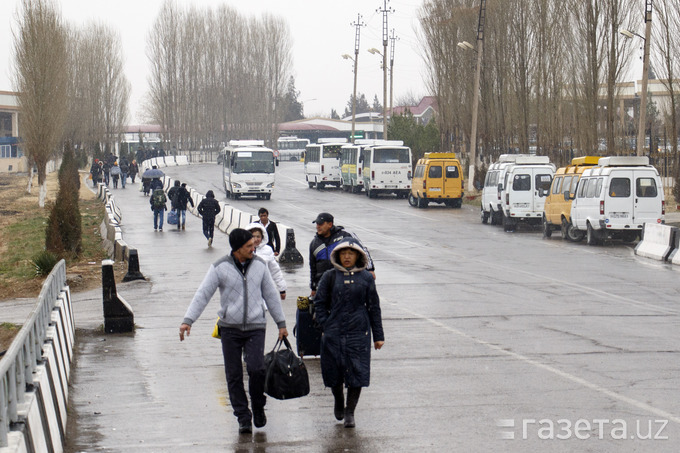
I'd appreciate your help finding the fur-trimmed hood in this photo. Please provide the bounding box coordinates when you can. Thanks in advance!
[246,222,270,251]
[330,238,368,272]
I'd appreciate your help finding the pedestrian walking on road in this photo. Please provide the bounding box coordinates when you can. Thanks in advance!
[247,223,287,300]
[129,160,139,184]
[309,212,375,298]
[197,190,221,246]
[179,228,288,435]
[150,187,167,231]
[110,162,121,188]
[119,158,129,188]
[174,183,194,230]
[256,207,281,256]
[313,238,384,428]
[89,160,102,187]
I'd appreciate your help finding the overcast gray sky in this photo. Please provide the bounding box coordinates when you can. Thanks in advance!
[1,0,429,123]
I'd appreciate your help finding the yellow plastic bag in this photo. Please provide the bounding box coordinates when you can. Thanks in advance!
[212,318,221,339]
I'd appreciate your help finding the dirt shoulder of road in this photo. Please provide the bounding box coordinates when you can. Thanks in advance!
[0,171,126,354]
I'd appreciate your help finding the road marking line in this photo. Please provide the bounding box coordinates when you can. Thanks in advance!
[396,303,680,425]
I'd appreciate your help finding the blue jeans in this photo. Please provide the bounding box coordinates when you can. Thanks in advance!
[177,209,186,228]
[153,208,165,229]
[121,172,127,188]
[220,328,267,423]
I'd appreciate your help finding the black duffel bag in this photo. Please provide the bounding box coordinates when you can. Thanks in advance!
[264,336,310,400]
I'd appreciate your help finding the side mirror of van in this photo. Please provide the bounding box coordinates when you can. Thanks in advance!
[497,183,503,192]
[563,190,573,201]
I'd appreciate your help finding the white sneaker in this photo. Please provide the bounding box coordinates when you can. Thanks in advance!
[208,238,213,247]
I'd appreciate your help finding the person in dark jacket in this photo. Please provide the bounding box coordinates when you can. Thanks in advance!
[256,207,280,255]
[309,212,374,297]
[313,238,384,428]
[129,160,139,183]
[197,190,221,246]
[167,180,181,211]
[174,183,194,230]
[149,176,163,193]
[90,160,102,187]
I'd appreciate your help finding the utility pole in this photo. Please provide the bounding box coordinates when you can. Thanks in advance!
[350,14,365,144]
[378,0,393,140]
[467,0,486,192]
[389,29,399,118]
[636,0,653,157]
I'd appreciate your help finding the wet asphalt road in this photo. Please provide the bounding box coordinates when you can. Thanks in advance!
[64,161,680,452]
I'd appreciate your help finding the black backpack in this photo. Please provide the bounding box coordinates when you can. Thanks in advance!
[151,189,166,209]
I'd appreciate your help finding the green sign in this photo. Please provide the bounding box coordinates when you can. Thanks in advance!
[353,131,364,139]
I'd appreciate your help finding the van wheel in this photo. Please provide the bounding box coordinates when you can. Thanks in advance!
[408,193,418,207]
[567,222,585,242]
[490,210,499,225]
[542,216,552,238]
[453,198,462,208]
[308,182,314,189]
[368,189,378,199]
[481,208,489,224]
[586,223,600,246]
[317,182,324,190]
[417,196,428,209]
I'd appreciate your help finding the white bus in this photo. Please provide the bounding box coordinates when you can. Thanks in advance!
[304,138,347,190]
[276,136,310,161]
[360,140,413,198]
[222,140,276,200]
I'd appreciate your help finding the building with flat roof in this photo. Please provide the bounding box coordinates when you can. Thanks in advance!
[0,91,24,173]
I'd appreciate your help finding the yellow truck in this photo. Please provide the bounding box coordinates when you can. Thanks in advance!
[542,156,600,240]
[408,152,464,208]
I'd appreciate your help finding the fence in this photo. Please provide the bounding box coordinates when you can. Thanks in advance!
[0,259,73,450]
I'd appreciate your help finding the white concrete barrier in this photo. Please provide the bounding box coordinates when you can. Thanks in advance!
[634,223,676,261]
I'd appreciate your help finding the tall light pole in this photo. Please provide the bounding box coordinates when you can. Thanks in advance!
[343,15,365,144]
[377,0,393,140]
[457,0,486,192]
[389,29,398,117]
[620,0,653,157]
[343,54,359,143]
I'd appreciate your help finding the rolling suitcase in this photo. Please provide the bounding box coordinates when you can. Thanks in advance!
[294,297,321,357]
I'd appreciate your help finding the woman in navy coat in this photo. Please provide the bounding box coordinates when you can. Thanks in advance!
[313,238,384,428]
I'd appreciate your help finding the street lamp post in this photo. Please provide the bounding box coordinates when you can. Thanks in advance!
[620,1,653,157]
[368,47,387,139]
[458,0,485,193]
[342,54,359,143]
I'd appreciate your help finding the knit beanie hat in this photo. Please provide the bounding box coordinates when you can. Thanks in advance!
[229,228,253,251]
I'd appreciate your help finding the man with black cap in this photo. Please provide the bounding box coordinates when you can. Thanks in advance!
[179,228,288,434]
[309,212,374,297]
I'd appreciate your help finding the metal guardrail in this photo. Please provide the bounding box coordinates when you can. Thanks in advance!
[0,259,66,447]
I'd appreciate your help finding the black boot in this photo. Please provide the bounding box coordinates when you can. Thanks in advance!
[332,385,344,421]
[344,387,361,428]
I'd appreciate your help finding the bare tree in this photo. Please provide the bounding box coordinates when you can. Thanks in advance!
[12,0,69,207]
[652,0,679,180]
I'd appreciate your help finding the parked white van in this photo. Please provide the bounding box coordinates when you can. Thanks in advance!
[481,154,533,224]
[569,156,665,245]
[499,156,555,232]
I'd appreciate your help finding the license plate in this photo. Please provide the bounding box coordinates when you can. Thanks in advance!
[429,188,441,192]
[514,203,530,208]
[609,212,629,219]
[385,185,397,189]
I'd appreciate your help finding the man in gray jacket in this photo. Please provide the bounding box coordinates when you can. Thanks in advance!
[179,228,288,434]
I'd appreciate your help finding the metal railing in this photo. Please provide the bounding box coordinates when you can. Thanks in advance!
[0,259,66,447]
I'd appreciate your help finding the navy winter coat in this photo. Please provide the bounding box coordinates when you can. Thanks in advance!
[313,238,384,388]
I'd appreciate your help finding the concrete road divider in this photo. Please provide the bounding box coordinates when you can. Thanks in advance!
[634,223,677,261]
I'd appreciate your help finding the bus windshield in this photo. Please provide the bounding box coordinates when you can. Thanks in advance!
[373,147,410,164]
[232,151,275,174]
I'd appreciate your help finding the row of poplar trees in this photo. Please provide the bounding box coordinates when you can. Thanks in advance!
[419,0,680,172]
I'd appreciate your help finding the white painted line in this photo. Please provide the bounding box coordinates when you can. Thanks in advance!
[395,303,680,425]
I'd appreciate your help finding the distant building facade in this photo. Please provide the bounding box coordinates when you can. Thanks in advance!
[0,91,25,173]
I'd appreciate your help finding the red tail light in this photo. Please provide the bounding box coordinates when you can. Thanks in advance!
[505,193,509,205]
[321,165,325,173]
[662,200,665,215]
[358,168,362,176]
[371,170,375,180]
[599,200,604,215]
[407,170,412,179]
[423,180,426,190]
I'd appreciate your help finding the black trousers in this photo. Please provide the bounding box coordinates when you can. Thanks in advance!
[220,327,267,423]
[202,217,215,240]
